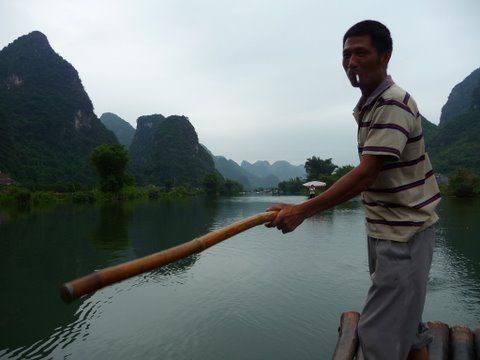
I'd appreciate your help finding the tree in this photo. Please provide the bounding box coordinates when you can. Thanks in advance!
[221,179,244,196]
[333,165,355,178]
[305,156,338,181]
[91,144,131,193]
[203,173,224,196]
[447,168,480,197]
[278,177,304,195]
[320,164,355,187]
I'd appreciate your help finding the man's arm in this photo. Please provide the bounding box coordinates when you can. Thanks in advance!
[266,154,385,233]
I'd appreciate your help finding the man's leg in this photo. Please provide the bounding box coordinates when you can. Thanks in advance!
[357,227,435,360]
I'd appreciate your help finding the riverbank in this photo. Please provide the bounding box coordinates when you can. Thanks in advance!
[0,185,202,208]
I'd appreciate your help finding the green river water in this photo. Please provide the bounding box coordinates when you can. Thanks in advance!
[0,195,479,359]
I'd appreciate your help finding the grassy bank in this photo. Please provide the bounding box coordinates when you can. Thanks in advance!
[0,185,202,208]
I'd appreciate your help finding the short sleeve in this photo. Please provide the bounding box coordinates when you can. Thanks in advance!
[360,99,414,160]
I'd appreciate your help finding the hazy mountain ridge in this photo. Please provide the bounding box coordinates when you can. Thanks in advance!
[213,156,254,189]
[0,31,117,188]
[1,31,476,189]
[100,112,135,148]
[98,112,306,189]
[213,156,284,189]
[211,157,305,189]
[241,160,305,180]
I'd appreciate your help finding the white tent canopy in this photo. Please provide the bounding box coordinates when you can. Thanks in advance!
[302,181,326,188]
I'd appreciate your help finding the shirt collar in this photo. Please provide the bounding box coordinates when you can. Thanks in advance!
[353,75,395,115]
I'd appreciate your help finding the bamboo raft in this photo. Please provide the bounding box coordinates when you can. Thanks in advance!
[333,311,480,359]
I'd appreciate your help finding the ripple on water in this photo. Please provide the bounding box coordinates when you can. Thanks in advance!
[1,298,106,359]
[1,196,479,359]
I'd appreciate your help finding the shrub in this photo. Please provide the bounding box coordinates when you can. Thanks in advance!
[447,168,480,197]
[147,186,164,200]
[32,191,57,205]
[71,190,97,203]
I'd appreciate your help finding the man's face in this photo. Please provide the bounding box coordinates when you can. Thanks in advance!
[342,35,391,89]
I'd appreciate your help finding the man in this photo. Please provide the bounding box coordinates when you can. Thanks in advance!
[266,20,440,360]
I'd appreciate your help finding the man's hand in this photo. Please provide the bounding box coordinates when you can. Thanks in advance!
[264,155,385,235]
[265,203,307,233]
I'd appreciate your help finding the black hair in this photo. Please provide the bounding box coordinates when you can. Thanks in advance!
[343,20,392,54]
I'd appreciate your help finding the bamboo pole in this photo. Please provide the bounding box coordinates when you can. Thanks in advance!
[427,321,449,360]
[60,211,278,303]
[332,311,360,360]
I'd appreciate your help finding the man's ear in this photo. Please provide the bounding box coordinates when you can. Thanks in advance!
[381,50,392,68]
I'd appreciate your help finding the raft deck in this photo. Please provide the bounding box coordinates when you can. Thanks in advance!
[333,311,480,359]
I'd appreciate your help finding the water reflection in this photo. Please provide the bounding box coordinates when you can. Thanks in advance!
[424,197,480,326]
[0,202,32,224]
[92,203,132,251]
[1,196,479,359]
[437,197,480,265]
[0,197,218,359]
[127,198,218,280]
[0,205,105,355]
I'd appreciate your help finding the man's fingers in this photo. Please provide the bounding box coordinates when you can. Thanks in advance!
[265,212,284,229]
[264,204,299,234]
[265,211,282,228]
[266,203,288,212]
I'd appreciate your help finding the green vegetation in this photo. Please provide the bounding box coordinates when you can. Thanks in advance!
[427,110,480,175]
[305,157,337,181]
[0,185,204,208]
[278,177,305,195]
[203,173,222,195]
[91,144,132,194]
[222,179,244,196]
[304,157,355,187]
[0,31,117,189]
[129,115,216,187]
[1,31,478,203]
[278,162,355,195]
[441,168,480,197]
[100,112,135,148]
[203,173,244,196]
[424,67,480,175]
[322,165,355,187]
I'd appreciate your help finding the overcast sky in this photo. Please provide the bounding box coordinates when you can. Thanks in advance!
[1,0,479,165]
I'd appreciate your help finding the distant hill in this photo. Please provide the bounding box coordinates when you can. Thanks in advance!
[129,114,216,186]
[425,67,480,174]
[420,116,439,145]
[271,160,306,180]
[209,156,305,190]
[439,68,480,127]
[0,31,117,189]
[241,160,305,181]
[100,112,135,148]
[213,156,254,189]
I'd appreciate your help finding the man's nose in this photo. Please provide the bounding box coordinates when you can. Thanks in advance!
[347,55,359,69]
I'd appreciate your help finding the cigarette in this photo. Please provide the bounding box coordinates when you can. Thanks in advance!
[355,74,360,83]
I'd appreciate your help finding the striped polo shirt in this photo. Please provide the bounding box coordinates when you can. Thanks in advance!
[354,76,440,242]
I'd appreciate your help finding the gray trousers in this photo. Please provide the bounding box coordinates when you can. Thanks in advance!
[357,226,435,360]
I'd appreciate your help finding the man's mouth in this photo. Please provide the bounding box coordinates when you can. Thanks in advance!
[348,71,360,86]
